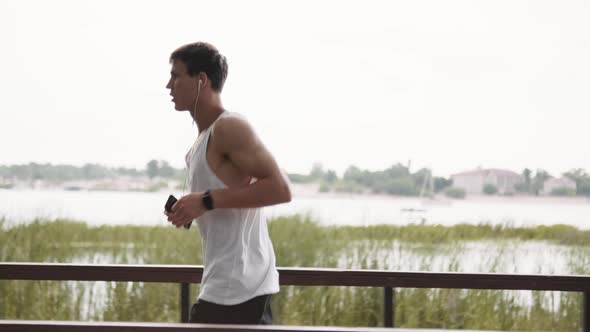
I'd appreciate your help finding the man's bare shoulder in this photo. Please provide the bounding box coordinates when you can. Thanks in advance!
[212,113,260,154]
[214,113,256,139]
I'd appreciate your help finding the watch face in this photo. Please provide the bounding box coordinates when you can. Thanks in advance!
[203,190,214,210]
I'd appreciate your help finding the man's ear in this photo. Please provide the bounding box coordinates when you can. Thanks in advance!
[198,72,208,88]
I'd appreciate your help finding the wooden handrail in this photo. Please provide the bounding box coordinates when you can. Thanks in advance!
[1,263,590,292]
[1,263,589,331]
[0,320,503,332]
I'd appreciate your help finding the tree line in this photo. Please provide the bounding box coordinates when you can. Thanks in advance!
[288,163,451,196]
[288,163,590,197]
[1,161,589,197]
[0,160,184,183]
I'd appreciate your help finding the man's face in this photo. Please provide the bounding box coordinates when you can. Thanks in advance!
[166,60,197,111]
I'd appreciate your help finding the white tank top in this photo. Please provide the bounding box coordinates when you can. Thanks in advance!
[185,112,279,305]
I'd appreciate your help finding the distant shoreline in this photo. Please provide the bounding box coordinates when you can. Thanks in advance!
[290,183,590,205]
[3,184,589,206]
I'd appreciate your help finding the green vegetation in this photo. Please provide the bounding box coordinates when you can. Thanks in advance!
[1,216,589,331]
[551,187,576,197]
[525,168,552,196]
[518,168,590,197]
[290,163,451,197]
[579,181,590,196]
[445,187,466,199]
[0,160,184,183]
[564,169,590,197]
[483,183,498,195]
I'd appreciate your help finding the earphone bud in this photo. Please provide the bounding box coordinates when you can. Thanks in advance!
[192,78,202,122]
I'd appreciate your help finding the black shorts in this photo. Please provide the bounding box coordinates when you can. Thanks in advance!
[189,294,273,325]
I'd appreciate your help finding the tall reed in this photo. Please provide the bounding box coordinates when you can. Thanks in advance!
[1,216,588,331]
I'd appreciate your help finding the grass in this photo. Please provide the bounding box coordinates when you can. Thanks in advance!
[1,215,589,330]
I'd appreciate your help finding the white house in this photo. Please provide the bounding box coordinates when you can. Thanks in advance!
[451,168,524,195]
[542,177,576,195]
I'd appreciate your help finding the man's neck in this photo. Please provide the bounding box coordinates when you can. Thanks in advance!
[192,95,225,134]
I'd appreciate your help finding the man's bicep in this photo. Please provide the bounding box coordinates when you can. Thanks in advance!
[231,143,280,179]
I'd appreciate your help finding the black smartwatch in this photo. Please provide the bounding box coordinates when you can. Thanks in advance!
[202,190,214,210]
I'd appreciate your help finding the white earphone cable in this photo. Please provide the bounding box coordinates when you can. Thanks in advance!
[182,79,202,197]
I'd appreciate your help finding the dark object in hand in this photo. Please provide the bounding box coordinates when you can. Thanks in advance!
[165,195,191,229]
[165,195,177,213]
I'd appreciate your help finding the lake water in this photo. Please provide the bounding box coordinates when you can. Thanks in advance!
[1,188,590,229]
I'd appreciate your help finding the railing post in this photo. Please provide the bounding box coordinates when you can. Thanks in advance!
[180,283,190,323]
[583,291,589,332]
[383,287,394,327]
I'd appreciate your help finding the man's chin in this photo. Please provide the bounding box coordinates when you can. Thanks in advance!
[173,104,188,111]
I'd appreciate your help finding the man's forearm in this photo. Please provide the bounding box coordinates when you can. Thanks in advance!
[210,175,291,209]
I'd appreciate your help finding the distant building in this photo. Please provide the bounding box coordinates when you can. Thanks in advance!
[451,168,524,195]
[542,177,576,195]
[0,176,15,189]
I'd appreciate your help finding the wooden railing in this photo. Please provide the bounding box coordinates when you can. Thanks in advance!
[0,320,503,332]
[1,263,589,331]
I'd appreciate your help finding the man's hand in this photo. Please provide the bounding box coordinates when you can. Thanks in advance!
[164,192,207,228]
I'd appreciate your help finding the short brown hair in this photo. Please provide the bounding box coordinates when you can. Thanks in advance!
[169,42,228,92]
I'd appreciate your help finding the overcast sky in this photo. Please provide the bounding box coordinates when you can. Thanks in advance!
[1,0,589,177]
